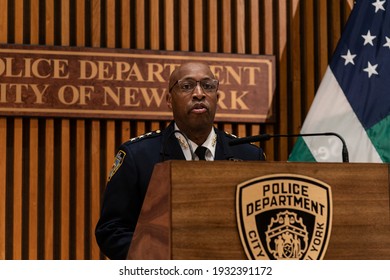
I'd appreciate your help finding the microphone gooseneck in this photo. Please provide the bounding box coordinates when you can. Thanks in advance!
[229,132,349,163]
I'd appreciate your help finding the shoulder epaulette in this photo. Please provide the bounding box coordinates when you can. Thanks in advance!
[224,131,238,138]
[129,129,162,143]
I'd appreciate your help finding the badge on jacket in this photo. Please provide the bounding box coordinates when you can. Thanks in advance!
[108,150,126,181]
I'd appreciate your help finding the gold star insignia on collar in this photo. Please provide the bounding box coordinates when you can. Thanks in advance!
[176,135,189,149]
[211,134,217,147]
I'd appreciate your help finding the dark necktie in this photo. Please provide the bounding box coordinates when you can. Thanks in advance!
[195,146,208,160]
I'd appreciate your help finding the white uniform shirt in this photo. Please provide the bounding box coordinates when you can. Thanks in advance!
[173,123,217,161]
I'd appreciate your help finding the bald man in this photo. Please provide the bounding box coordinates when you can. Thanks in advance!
[95,62,265,259]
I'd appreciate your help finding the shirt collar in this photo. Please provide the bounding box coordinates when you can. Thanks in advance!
[173,123,217,160]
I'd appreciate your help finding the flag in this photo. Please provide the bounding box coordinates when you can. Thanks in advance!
[289,0,390,163]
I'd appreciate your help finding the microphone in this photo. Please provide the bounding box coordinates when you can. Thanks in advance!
[162,130,195,161]
[229,132,349,163]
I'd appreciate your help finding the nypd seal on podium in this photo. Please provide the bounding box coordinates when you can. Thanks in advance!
[236,174,332,260]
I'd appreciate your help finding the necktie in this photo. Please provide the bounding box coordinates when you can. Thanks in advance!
[195,146,208,160]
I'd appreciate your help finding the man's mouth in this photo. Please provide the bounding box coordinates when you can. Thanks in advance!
[190,103,208,114]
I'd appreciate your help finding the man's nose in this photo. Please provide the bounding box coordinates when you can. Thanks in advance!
[192,83,205,98]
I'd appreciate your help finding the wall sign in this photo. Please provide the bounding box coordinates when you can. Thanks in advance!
[0,44,275,122]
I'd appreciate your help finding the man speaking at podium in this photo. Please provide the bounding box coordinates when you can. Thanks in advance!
[95,62,265,259]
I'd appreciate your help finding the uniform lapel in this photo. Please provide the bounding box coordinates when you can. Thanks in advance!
[160,122,186,161]
[214,128,235,160]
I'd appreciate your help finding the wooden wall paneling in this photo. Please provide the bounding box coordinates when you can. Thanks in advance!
[151,122,161,132]
[262,0,276,158]
[193,0,204,51]
[136,0,145,49]
[90,2,102,258]
[105,0,117,212]
[44,119,54,259]
[90,0,102,260]
[345,0,354,20]
[121,121,131,143]
[208,1,220,133]
[248,0,261,140]
[60,120,70,259]
[316,0,328,104]
[28,0,40,260]
[235,0,245,54]
[119,0,132,150]
[0,0,7,43]
[247,0,261,146]
[30,0,39,44]
[288,0,301,159]
[88,0,103,254]
[236,123,246,138]
[91,0,101,47]
[231,0,248,137]
[75,120,85,259]
[12,119,23,259]
[235,0,248,138]
[0,118,6,259]
[59,0,70,260]
[105,121,116,178]
[150,0,160,50]
[221,0,231,134]
[221,0,232,53]
[330,0,341,54]
[275,0,288,161]
[106,0,116,48]
[12,0,24,260]
[28,119,39,260]
[270,1,295,153]
[90,120,101,259]
[249,0,259,54]
[263,0,274,55]
[76,0,85,46]
[222,123,233,135]
[346,0,354,10]
[179,0,189,51]
[208,0,218,52]
[121,0,131,48]
[133,1,147,139]
[14,0,23,43]
[150,0,162,130]
[135,121,146,138]
[164,0,174,50]
[45,0,54,45]
[44,0,55,260]
[61,0,70,46]
[74,0,86,259]
[301,0,315,128]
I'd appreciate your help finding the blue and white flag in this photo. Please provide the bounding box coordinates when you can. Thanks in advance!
[289,0,390,163]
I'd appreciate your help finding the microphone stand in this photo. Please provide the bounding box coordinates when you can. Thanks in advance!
[229,132,349,163]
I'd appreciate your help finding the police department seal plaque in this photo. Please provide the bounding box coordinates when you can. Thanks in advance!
[236,174,332,260]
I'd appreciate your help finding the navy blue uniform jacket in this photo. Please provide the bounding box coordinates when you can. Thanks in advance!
[95,122,265,259]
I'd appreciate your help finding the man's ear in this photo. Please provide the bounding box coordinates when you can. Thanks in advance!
[166,92,172,109]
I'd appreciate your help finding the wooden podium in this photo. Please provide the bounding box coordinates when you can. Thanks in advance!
[127,161,390,260]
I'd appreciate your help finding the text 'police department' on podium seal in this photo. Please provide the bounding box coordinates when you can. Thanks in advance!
[236,174,333,260]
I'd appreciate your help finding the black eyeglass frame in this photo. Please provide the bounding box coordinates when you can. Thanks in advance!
[169,78,219,93]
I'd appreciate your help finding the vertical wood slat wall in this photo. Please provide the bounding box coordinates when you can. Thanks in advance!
[0,0,353,260]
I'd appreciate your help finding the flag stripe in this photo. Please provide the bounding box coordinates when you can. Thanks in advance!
[288,137,315,162]
[366,115,390,162]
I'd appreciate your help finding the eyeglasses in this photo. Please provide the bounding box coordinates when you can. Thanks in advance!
[169,78,219,93]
